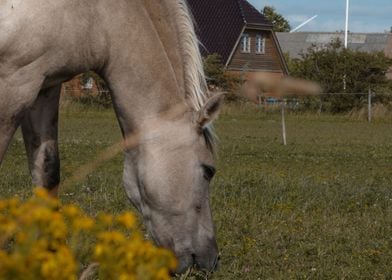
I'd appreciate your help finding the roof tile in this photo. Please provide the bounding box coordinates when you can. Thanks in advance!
[187,0,272,63]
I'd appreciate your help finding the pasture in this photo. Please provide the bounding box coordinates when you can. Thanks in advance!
[0,103,391,279]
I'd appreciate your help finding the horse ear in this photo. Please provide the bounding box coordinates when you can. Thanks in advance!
[197,93,224,128]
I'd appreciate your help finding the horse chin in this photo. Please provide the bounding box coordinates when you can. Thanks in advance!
[162,237,219,274]
[173,247,220,275]
[145,220,219,274]
[173,254,194,274]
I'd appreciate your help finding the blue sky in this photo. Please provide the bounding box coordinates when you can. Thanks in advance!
[248,0,391,33]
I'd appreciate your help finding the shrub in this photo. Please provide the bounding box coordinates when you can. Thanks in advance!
[71,91,112,109]
[77,72,112,109]
[0,189,176,280]
[288,39,392,112]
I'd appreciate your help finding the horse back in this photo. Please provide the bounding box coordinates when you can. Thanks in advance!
[0,0,108,80]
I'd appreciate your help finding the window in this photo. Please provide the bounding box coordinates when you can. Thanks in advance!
[240,33,251,53]
[256,35,266,54]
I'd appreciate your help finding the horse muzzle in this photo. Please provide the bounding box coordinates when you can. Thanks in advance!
[174,238,219,274]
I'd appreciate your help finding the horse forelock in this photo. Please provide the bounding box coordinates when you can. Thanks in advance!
[202,125,216,154]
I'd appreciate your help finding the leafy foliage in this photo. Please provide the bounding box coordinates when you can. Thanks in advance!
[80,71,107,92]
[203,54,242,101]
[77,72,112,108]
[288,39,392,112]
[262,6,291,32]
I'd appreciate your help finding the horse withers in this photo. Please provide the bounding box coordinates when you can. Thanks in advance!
[0,0,221,273]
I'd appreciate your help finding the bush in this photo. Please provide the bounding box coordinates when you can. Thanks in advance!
[77,72,112,109]
[0,189,176,280]
[288,39,392,112]
[72,91,112,109]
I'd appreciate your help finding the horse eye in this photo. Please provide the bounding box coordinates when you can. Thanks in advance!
[201,164,216,181]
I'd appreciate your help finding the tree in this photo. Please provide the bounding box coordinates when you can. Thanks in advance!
[203,54,241,101]
[262,6,291,32]
[288,39,392,112]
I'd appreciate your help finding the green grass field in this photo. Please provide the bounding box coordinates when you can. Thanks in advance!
[1,103,391,279]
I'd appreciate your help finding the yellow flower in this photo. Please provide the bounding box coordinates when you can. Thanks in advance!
[0,200,7,211]
[15,232,28,244]
[34,188,49,199]
[98,231,126,243]
[94,244,104,257]
[0,219,17,236]
[8,197,20,208]
[119,273,136,280]
[62,205,80,218]
[41,259,57,278]
[116,212,136,229]
[0,188,176,280]
[72,216,94,231]
[97,213,114,228]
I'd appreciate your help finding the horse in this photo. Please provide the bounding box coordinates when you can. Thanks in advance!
[0,0,222,273]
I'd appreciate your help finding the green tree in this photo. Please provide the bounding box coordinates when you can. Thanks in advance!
[262,6,291,32]
[288,39,392,112]
[203,54,241,101]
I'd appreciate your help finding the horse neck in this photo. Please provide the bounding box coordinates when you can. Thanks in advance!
[142,0,208,111]
[143,0,186,95]
[99,0,195,131]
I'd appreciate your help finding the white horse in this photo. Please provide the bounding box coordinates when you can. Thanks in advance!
[0,0,222,273]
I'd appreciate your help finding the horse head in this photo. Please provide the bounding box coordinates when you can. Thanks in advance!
[123,93,224,273]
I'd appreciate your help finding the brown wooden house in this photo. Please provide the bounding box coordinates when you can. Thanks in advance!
[187,0,288,80]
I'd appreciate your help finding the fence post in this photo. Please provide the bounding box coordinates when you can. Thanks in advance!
[368,88,372,123]
[281,99,287,146]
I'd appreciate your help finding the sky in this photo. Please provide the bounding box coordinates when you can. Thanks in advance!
[248,0,391,33]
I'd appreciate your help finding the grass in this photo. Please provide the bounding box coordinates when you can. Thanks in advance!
[1,103,391,279]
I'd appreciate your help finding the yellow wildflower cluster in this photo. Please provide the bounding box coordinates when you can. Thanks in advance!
[0,189,177,280]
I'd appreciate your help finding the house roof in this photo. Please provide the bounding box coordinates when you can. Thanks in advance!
[237,0,273,26]
[276,32,392,59]
[187,0,272,64]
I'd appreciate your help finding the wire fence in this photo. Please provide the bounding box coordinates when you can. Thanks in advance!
[60,87,391,146]
[257,91,392,146]
[61,88,112,108]
[257,91,391,121]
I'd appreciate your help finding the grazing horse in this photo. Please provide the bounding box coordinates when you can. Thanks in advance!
[0,0,222,273]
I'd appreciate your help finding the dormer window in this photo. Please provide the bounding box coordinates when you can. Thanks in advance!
[240,33,251,53]
[256,35,265,54]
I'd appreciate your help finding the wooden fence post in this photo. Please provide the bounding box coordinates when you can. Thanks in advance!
[368,89,372,123]
[281,99,287,146]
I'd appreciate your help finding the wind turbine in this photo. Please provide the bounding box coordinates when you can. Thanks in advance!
[343,0,349,91]
[290,15,318,33]
[344,0,349,48]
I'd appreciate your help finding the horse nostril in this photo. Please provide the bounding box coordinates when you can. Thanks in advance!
[191,253,197,264]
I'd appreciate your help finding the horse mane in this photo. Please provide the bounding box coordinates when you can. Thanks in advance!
[172,0,208,112]
[171,0,216,152]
